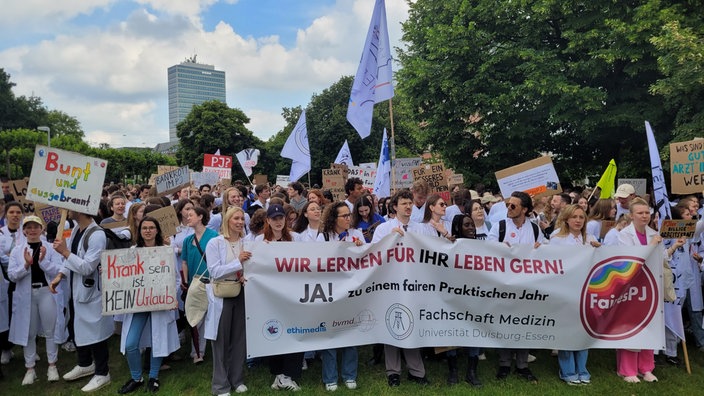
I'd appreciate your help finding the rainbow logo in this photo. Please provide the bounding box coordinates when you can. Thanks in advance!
[580,256,658,340]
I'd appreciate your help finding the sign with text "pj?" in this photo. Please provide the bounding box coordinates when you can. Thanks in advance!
[26,146,107,215]
[203,154,233,179]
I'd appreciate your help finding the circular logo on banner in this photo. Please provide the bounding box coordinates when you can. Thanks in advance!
[262,319,283,341]
[385,303,414,340]
[580,256,658,340]
[356,309,377,332]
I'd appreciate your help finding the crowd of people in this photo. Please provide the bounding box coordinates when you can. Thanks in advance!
[0,174,703,394]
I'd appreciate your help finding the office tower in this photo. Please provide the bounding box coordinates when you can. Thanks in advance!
[167,56,226,142]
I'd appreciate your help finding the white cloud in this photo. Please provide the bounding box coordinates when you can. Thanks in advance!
[0,0,116,28]
[0,0,409,148]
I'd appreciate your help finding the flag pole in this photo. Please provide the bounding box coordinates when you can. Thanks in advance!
[388,99,396,193]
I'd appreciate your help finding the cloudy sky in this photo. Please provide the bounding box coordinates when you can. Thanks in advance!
[0,0,409,148]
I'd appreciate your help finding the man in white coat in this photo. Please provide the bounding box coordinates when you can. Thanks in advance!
[50,211,114,392]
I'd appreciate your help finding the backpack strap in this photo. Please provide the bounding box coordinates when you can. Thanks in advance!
[82,227,100,253]
[531,221,539,242]
[498,220,506,243]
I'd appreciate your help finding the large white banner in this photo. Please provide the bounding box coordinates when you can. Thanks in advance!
[245,233,664,358]
[101,246,178,315]
[26,146,107,215]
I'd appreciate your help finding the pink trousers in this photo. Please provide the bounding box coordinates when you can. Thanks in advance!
[616,349,654,377]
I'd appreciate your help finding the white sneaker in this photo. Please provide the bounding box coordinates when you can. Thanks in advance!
[325,383,338,391]
[478,353,487,361]
[62,341,76,352]
[271,374,301,391]
[63,363,95,381]
[527,354,537,363]
[1,349,13,364]
[48,366,60,382]
[217,393,231,396]
[235,384,248,393]
[344,380,357,390]
[81,374,111,392]
[22,369,37,385]
[301,358,308,370]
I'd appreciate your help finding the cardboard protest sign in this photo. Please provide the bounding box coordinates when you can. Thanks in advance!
[323,168,347,202]
[412,163,450,201]
[448,173,464,186]
[203,154,233,179]
[276,175,290,188]
[157,165,179,175]
[154,166,190,195]
[102,220,128,230]
[191,171,219,188]
[8,179,35,213]
[393,157,422,190]
[148,205,180,237]
[101,246,177,315]
[348,166,377,190]
[34,203,62,225]
[669,139,704,194]
[495,156,561,199]
[26,146,107,215]
[617,179,647,197]
[659,219,698,239]
[253,174,268,186]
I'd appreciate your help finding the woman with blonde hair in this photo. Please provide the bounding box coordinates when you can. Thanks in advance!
[205,207,251,395]
[616,197,665,383]
[550,205,600,385]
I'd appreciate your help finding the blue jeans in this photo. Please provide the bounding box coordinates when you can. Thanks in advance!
[320,347,357,384]
[558,350,589,381]
[125,312,163,380]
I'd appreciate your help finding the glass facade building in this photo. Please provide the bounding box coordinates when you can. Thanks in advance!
[168,61,226,142]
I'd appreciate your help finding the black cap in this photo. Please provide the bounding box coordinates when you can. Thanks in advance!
[267,204,285,218]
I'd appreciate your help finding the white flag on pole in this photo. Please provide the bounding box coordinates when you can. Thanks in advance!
[372,129,391,198]
[645,121,671,228]
[334,140,354,166]
[235,148,260,177]
[346,0,394,139]
[281,110,311,182]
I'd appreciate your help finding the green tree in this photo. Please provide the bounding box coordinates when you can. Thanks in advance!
[397,0,698,188]
[175,100,264,180]
[0,129,44,178]
[46,110,85,137]
[0,69,48,132]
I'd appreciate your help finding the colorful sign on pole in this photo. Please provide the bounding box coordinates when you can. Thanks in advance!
[26,146,107,215]
[495,156,561,199]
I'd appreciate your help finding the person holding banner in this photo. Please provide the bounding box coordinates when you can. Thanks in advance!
[351,194,384,243]
[549,205,600,385]
[616,197,663,383]
[50,210,114,392]
[292,202,322,242]
[255,204,303,391]
[117,217,179,394]
[8,216,66,385]
[315,201,364,391]
[204,206,250,395]
[445,213,483,387]
[487,191,542,383]
[372,189,430,387]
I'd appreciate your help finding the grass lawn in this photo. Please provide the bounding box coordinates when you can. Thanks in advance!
[2,335,704,395]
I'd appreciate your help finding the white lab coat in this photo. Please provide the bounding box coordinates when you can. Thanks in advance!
[7,240,67,345]
[60,221,114,346]
[203,235,244,341]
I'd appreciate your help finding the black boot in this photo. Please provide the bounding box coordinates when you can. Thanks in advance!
[466,356,482,387]
[447,354,459,385]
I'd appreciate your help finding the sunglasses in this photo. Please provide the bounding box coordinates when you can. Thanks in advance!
[436,202,447,207]
[508,203,520,210]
